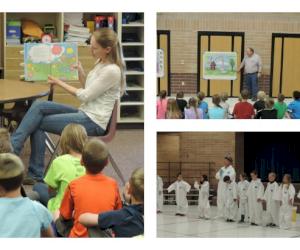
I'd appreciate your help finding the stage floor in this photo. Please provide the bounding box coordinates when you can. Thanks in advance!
[157,205,300,238]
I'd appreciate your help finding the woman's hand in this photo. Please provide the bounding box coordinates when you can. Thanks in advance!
[48,75,61,86]
[71,61,84,75]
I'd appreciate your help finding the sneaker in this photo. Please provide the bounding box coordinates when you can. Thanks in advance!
[251,223,258,226]
[23,176,37,185]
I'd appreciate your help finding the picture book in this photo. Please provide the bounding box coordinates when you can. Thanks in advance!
[24,42,78,81]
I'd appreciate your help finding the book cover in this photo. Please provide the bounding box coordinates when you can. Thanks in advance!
[24,42,78,81]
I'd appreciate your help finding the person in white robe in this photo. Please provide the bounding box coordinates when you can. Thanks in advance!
[247,170,264,225]
[237,173,249,223]
[262,172,280,227]
[157,175,164,213]
[167,173,191,216]
[223,175,238,222]
[215,156,236,218]
[194,175,210,219]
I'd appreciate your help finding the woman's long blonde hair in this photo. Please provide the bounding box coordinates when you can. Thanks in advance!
[93,28,126,95]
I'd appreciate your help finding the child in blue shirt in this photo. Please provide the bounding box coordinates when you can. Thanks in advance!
[287,91,300,119]
[79,168,144,237]
[0,153,54,238]
[197,91,209,119]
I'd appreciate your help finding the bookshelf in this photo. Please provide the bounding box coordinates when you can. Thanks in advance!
[1,12,144,124]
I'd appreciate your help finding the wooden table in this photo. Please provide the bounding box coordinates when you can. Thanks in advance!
[0,79,51,126]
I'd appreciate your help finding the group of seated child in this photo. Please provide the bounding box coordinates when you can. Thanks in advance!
[157,89,300,119]
[0,126,144,238]
[193,171,300,230]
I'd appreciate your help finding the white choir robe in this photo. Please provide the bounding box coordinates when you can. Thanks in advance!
[237,180,249,221]
[215,165,236,217]
[224,182,238,220]
[194,181,210,219]
[247,178,264,225]
[278,184,296,229]
[157,176,164,212]
[263,181,280,225]
[168,180,191,215]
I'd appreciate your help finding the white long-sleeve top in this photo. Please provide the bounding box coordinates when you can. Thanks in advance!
[76,62,121,130]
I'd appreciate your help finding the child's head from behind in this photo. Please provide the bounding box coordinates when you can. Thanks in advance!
[197,91,205,102]
[268,172,276,182]
[0,153,24,196]
[223,175,231,183]
[241,89,249,100]
[200,174,208,183]
[220,92,228,102]
[250,170,258,180]
[60,124,88,155]
[159,90,167,99]
[81,139,109,174]
[176,91,184,99]
[265,98,274,109]
[212,94,221,107]
[239,173,247,181]
[128,168,144,203]
[257,91,266,101]
[0,128,13,153]
[167,98,180,112]
[188,97,198,108]
[293,91,300,100]
[277,93,285,102]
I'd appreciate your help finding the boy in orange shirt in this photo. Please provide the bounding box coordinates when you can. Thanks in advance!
[58,139,122,237]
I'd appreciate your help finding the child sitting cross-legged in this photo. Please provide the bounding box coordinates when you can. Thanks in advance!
[0,153,54,237]
[56,139,122,237]
[32,123,88,213]
[79,168,144,237]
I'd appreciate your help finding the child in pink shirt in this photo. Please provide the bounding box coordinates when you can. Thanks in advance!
[157,90,168,119]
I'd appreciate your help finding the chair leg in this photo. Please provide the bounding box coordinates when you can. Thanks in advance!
[108,153,126,186]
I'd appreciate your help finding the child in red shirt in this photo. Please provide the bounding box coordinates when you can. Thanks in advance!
[233,89,255,119]
[58,139,122,237]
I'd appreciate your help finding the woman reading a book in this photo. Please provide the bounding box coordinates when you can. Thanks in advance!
[10,28,125,184]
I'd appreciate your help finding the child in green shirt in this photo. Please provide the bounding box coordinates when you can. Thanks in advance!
[274,93,287,119]
[33,123,87,213]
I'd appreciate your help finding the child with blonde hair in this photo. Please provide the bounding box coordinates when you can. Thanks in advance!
[184,97,203,119]
[166,98,182,119]
[278,174,295,230]
[253,91,266,113]
[79,168,144,237]
[157,90,168,119]
[208,94,225,119]
[220,92,230,119]
[33,123,88,213]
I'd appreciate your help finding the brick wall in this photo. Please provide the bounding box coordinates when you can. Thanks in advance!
[157,132,244,189]
[157,13,300,94]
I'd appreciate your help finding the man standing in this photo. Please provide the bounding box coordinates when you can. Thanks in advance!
[215,156,236,218]
[238,48,262,101]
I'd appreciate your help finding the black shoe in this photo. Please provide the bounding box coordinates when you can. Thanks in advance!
[239,215,245,223]
[251,223,258,226]
[271,223,277,227]
[175,213,180,216]
[266,223,272,227]
[226,219,230,222]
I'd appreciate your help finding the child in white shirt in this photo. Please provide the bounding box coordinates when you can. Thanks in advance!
[237,173,249,223]
[194,175,210,219]
[223,175,238,222]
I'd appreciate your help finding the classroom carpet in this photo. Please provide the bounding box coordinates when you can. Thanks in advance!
[22,128,143,192]
[157,205,300,238]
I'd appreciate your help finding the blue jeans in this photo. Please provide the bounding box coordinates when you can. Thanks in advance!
[32,182,55,207]
[11,100,105,180]
[245,73,258,98]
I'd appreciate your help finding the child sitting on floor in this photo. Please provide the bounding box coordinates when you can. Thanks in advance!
[253,91,266,114]
[166,98,182,119]
[274,93,287,119]
[255,98,277,119]
[184,97,203,119]
[0,153,54,237]
[57,139,122,237]
[157,90,168,119]
[176,91,187,118]
[233,89,255,119]
[33,124,87,213]
[208,94,225,119]
[220,92,230,119]
[197,91,209,119]
[79,168,144,237]
[287,90,300,119]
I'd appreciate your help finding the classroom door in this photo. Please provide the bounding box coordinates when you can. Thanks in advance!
[271,34,300,97]
[157,30,170,95]
[197,32,244,97]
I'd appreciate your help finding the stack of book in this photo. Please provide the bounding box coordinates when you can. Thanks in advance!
[65,25,91,44]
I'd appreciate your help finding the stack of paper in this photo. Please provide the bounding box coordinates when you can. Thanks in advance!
[65,25,90,44]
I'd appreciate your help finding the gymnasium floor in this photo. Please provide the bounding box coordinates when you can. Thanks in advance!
[157,205,300,238]
[22,129,144,192]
